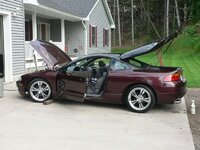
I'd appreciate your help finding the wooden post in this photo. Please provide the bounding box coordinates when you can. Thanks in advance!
[157,49,164,66]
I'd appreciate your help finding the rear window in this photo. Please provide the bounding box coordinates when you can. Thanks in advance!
[124,58,143,69]
[110,60,130,70]
[128,59,142,68]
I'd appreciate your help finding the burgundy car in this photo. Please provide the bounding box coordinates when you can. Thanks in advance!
[16,32,187,113]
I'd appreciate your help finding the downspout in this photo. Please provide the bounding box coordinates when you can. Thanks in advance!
[82,21,87,55]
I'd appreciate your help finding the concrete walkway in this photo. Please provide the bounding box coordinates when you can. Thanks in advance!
[0,82,195,150]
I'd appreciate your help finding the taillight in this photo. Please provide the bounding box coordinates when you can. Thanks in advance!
[164,72,182,82]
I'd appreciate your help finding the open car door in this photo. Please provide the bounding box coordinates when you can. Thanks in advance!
[57,71,89,102]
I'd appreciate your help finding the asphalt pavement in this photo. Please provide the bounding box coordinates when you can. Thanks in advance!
[0,82,195,150]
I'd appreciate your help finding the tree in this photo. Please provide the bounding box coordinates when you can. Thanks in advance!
[113,0,116,46]
[108,0,199,47]
[131,0,135,44]
[166,0,169,36]
[175,0,181,27]
[116,0,122,46]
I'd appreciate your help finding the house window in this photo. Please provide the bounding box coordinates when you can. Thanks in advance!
[38,22,50,41]
[25,20,33,41]
[103,28,109,47]
[89,25,97,47]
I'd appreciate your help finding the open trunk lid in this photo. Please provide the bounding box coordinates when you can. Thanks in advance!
[120,31,179,60]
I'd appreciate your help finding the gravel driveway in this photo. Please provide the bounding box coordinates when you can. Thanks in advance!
[185,88,200,150]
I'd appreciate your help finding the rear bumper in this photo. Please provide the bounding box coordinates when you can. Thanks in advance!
[156,80,187,104]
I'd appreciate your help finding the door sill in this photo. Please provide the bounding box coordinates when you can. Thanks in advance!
[86,93,100,97]
[86,93,102,99]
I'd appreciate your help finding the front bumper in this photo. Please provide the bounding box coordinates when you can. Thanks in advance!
[16,81,26,97]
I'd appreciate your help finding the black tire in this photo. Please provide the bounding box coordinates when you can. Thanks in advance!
[125,84,155,113]
[28,78,51,102]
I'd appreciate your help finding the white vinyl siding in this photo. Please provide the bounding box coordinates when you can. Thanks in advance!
[0,0,25,76]
[65,21,85,56]
[86,0,111,54]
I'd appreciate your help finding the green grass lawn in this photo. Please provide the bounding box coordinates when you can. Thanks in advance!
[112,29,200,87]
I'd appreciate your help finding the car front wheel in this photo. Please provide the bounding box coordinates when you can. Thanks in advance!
[125,85,155,113]
[28,79,51,102]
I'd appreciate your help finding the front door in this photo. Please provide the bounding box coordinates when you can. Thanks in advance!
[0,15,4,75]
[57,71,89,102]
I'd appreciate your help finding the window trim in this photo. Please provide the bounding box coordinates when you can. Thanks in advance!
[25,20,33,41]
[103,28,109,47]
[89,25,97,47]
[38,22,50,41]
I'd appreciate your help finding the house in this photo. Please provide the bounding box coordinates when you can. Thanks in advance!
[0,0,25,83]
[0,0,115,83]
[24,0,115,68]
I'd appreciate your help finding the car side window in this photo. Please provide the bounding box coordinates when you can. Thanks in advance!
[110,59,130,71]
[88,58,111,69]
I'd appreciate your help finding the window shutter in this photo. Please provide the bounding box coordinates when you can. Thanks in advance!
[96,26,97,47]
[89,25,92,47]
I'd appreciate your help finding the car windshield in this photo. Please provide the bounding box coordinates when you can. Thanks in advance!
[54,61,70,70]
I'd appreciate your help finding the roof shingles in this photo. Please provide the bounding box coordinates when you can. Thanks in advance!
[37,0,98,18]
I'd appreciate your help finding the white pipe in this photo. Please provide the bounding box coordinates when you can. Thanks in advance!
[191,100,196,115]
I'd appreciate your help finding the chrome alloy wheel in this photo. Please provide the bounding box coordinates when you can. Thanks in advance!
[29,80,51,102]
[128,87,152,111]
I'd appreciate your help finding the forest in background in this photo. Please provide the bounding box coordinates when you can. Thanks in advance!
[107,0,200,47]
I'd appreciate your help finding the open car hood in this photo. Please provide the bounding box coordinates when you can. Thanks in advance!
[30,40,72,69]
[120,31,178,60]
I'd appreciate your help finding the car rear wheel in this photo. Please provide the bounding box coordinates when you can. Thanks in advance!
[125,85,155,113]
[28,79,51,102]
